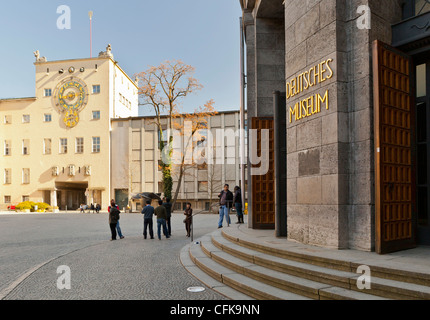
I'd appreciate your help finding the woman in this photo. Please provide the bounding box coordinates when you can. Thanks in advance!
[233,186,244,224]
[184,202,193,238]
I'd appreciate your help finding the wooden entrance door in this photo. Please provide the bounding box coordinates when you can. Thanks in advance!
[373,40,417,254]
[251,117,275,229]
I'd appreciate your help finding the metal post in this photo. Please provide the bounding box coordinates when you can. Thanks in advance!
[191,215,194,242]
[273,91,287,237]
[239,17,246,208]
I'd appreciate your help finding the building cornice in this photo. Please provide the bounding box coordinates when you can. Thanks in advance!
[34,56,139,90]
[111,110,245,122]
[0,97,37,103]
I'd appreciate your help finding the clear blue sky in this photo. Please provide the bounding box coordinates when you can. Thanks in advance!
[0,0,242,115]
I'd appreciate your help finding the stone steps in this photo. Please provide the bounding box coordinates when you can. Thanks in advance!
[222,229,430,287]
[182,229,430,300]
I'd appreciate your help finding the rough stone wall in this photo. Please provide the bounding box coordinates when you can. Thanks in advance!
[243,0,403,251]
[284,0,402,251]
[254,18,286,117]
[285,0,349,249]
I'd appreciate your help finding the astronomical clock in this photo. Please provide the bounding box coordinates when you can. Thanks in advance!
[53,76,89,128]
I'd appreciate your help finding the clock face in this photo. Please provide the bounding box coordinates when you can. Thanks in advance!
[54,78,88,128]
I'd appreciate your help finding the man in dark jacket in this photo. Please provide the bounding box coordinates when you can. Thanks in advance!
[163,197,172,236]
[154,200,170,240]
[218,184,233,228]
[141,200,155,239]
[109,201,120,241]
[108,199,124,239]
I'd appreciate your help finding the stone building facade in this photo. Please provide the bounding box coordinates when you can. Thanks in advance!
[240,0,430,253]
[111,111,247,213]
[0,45,139,211]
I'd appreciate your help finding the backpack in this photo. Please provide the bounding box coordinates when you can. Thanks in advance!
[110,207,120,222]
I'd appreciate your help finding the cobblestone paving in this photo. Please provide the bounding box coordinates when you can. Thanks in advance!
[0,212,227,300]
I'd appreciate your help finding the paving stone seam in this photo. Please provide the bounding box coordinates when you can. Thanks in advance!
[0,240,109,300]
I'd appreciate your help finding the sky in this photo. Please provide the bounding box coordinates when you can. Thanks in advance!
[0,0,242,116]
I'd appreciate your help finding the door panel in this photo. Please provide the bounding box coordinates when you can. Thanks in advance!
[373,40,417,254]
[416,62,430,244]
[251,117,275,229]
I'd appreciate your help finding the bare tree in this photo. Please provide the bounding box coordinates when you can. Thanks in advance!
[135,60,202,199]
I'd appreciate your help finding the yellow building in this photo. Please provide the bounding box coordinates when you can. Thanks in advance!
[0,45,138,210]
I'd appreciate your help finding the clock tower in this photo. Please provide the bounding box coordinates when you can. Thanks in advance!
[0,45,138,211]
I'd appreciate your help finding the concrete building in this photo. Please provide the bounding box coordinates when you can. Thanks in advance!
[111,111,247,212]
[240,0,430,253]
[0,45,138,210]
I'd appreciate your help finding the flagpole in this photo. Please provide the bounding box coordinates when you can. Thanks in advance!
[89,11,93,58]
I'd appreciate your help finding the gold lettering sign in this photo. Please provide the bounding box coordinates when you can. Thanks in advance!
[287,59,334,123]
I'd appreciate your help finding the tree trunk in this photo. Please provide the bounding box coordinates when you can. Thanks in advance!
[171,163,185,212]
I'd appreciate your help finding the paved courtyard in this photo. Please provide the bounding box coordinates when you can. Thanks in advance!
[0,211,228,300]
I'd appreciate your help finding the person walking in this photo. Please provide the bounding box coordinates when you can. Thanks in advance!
[154,200,170,240]
[108,199,124,239]
[163,197,172,237]
[218,184,233,229]
[184,202,193,238]
[233,186,244,224]
[108,202,120,241]
[141,200,155,239]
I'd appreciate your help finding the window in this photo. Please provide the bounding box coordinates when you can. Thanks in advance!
[174,202,181,211]
[198,181,208,192]
[4,115,11,124]
[44,89,52,97]
[44,114,52,122]
[4,140,11,156]
[157,127,168,150]
[22,195,29,202]
[60,138,67,154]
[4,169,11,184]
[92,85,101,94]
[92,137,100,153]
[76,137,84,154]
[4,196,11,204]
[22,168,30,184]
[22,139,30,155]
[43,139,52,155]
[92,111,100,120]
[22,115,30,123]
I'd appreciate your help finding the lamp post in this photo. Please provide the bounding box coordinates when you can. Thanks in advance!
[88,11,93,58]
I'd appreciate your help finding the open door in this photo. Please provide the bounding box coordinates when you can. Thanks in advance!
[251,117,275,229]
[373,40,417,254]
